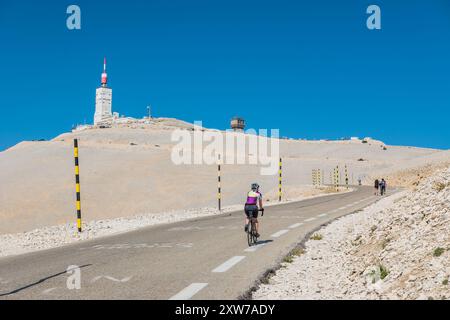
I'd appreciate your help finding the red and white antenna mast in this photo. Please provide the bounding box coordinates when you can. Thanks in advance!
[101,57,108,87]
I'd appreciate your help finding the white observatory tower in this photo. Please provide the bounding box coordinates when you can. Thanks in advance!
[94,57,113,125]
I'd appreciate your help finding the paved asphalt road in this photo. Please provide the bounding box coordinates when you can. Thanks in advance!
[0,186,392,300]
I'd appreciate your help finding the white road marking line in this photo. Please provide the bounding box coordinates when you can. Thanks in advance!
[318,213,327,217]
[304,218,316,222]
[288,223,303,229]
[212,256,246,273]
[90,276,133,283]
[169,283,208,300]
[330,209,339,213]
[271,230,289,238]
[338,206,347,210]
[168,226,239,231]
[244,243,267,252]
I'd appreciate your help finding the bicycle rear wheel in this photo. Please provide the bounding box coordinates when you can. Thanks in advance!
[252,224,258,244]
[247,220,256,246]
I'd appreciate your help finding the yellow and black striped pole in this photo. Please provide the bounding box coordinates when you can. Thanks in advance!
[335,168,338,190]
[279,158,282,202]
[74,139,82,233]
[333,166,336,191]
[336,165,340,191]
[218,154,222,211]
[318,169,321,187]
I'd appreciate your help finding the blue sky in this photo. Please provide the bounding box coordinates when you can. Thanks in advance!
[0,0,449,151]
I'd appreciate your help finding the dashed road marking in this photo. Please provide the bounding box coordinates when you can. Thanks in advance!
[168,226,239,231]
[267,215,302,219]
[212,256,246,273]
[304,218,316,222]
[288,223,303,229]
[271,230,289,238]
[318,213,327,217]
[327,197,375,215]
[82,243,193,251]
[169,283,208,300]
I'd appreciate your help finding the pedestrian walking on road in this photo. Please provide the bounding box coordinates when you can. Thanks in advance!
[374,179,380,195]
[380,179,387,196]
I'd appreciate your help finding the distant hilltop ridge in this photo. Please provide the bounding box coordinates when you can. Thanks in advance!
[5,115,426,154]
[72,116,387,146]
[74,116,198,132]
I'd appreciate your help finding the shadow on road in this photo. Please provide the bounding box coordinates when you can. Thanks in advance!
[255,239,273,246]
[0,264,92,297]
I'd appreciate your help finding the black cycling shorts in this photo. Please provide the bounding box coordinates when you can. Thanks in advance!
[244,204,259,219]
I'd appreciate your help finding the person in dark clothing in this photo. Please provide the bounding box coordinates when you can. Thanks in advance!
[374,179,380,195]
[380,179,387,196]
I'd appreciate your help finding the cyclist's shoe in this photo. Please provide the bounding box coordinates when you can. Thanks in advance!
[244,224,249,232]
[255,233,260,238]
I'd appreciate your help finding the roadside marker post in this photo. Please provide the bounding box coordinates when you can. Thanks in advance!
[74,139,82,233]
[336,165,340,191]
[345,165,349,189]
[218,154,222,211]
[313,169,318,188]
[334,167,339,191]
[279,158,282,202]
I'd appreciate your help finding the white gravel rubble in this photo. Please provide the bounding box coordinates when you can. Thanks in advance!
[0,187,348,259]
[254,166,450,300]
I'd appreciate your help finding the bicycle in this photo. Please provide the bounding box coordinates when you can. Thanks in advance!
[247,208,264,247]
